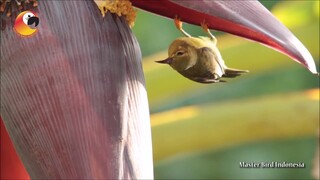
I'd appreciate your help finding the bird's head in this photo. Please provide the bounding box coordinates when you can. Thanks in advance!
[156,38,197,72]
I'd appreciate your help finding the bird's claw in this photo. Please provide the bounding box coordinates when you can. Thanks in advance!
[200,21,217,44]
[200,21,209,33]
[174,16,183,30]
[174,16,192,37]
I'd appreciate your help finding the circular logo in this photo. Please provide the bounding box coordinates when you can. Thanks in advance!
[14,11,39,37]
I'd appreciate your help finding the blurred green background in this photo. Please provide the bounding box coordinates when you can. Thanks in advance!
[132,1,319,179]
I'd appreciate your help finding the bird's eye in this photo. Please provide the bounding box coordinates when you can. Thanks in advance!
[22,12,35,25]
[176,51,184,56]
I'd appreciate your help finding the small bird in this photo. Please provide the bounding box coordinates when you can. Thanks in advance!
[156,17,249,83]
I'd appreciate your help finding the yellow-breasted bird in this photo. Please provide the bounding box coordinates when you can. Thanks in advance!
[156,18,249,83]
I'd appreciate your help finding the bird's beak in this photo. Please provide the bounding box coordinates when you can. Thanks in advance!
[156,57,173,64]
[27,16,39,29]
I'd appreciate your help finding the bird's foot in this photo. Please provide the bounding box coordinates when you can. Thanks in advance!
[174,16,183,30]
[174,16,191,37]
[201,21,217,44]
[200,21,209,32]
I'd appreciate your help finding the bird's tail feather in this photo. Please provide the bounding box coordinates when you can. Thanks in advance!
[223,68,249,78]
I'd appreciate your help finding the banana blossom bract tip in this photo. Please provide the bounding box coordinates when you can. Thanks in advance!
[132,0,318,74]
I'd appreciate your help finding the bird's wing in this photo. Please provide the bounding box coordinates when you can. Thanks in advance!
[198,47,225,74]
